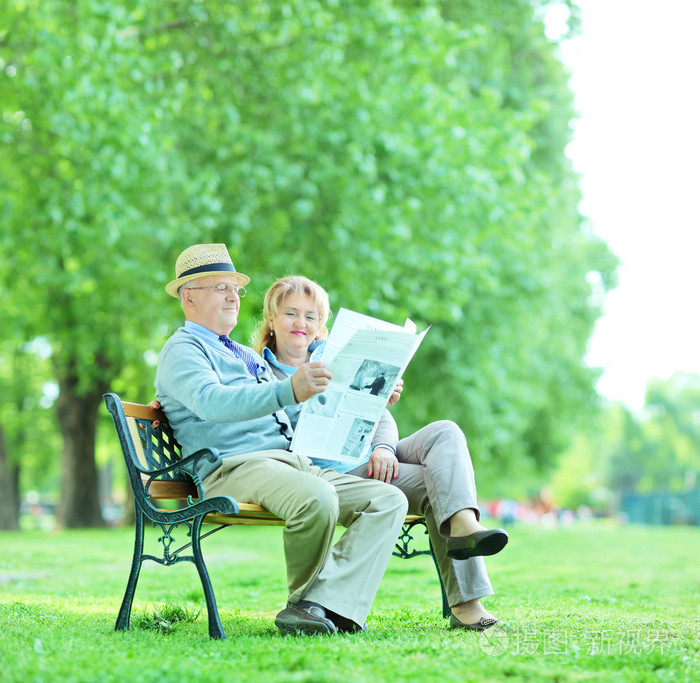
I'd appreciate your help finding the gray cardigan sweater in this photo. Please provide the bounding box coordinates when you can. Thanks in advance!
[155,327,298,462]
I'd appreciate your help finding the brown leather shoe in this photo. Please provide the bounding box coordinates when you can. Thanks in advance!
[275,601,338,636]
[446,529,508,560]
[449,614,502,631]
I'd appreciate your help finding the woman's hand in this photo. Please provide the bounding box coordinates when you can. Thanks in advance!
[366,447,399,483]
[291,362,332,402]
[387,378,404,407]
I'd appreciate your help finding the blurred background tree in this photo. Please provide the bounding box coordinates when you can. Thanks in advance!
[550,373,700,514]
[1,0,621,528]
[0,340,59,529]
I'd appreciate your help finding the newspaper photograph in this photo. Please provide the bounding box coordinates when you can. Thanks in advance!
[291,309,428,463]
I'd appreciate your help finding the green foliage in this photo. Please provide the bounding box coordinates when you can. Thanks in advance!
[1,0,616,512]
[0,340,61,493]
[639,374,700,490]
[548,433,606,511]
[606,374,700,494]
[550,373,700,510]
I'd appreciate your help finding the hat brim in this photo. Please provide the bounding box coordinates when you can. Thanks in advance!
[165,270,250,298]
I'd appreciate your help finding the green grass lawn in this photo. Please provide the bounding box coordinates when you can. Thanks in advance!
[1,520,698,682]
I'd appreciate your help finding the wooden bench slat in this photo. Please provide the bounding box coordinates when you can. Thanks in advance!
[147,479,197,499]
[199,511,427,528]
[149,476,427,527]
[144,457,425,522]
[122,401,165,422]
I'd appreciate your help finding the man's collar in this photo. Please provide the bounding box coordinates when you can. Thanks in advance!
[184,320,220,339]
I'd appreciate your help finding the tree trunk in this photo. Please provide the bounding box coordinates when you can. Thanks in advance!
[55,371,108,528]
[0,423,20,530]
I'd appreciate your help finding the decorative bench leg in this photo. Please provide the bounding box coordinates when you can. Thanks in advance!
[116,510,145,632]
[428,539,451,619]
[190,515,226,640]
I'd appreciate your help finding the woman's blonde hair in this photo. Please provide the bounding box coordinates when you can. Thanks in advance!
[252,275,331,355]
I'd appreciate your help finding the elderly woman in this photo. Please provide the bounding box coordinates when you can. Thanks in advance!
[253,275,508,631]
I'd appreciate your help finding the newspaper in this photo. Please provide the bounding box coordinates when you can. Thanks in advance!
[290,308,429,463]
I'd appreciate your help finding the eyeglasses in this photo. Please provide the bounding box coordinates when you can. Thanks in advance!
[185,284,247,297]
[282,310,319,324]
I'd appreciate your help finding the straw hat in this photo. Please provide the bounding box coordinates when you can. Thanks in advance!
[165,243,250,298]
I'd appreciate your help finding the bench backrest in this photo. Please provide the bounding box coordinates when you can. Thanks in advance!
[104,392,197,501]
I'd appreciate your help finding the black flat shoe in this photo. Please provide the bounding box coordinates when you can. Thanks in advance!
[446,528,508,560]
[449,614,502,631]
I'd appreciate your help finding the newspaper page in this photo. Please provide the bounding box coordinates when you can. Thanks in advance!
[318,307,417,365]
[291,310,428,463]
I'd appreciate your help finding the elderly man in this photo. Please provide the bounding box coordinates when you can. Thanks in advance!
[155,243,408,635]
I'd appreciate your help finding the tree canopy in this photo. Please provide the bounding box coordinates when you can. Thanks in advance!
[0,0,616,526]
[550,373,700,514]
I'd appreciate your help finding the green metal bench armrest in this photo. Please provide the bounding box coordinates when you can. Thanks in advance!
[137,492,240,526]
[140,448,223,503]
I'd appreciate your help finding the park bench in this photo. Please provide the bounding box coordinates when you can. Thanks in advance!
[103,392,449,639]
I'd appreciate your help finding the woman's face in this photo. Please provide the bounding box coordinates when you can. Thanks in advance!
[270,292,322,358]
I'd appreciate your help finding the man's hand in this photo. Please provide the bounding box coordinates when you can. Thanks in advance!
[387,378,404,407]
[366,447,399,483]
[291,362,332,402]
[147,399,161,427]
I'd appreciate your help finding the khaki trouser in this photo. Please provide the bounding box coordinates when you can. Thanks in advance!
[348,420,494,607]
[203,449,408,625]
